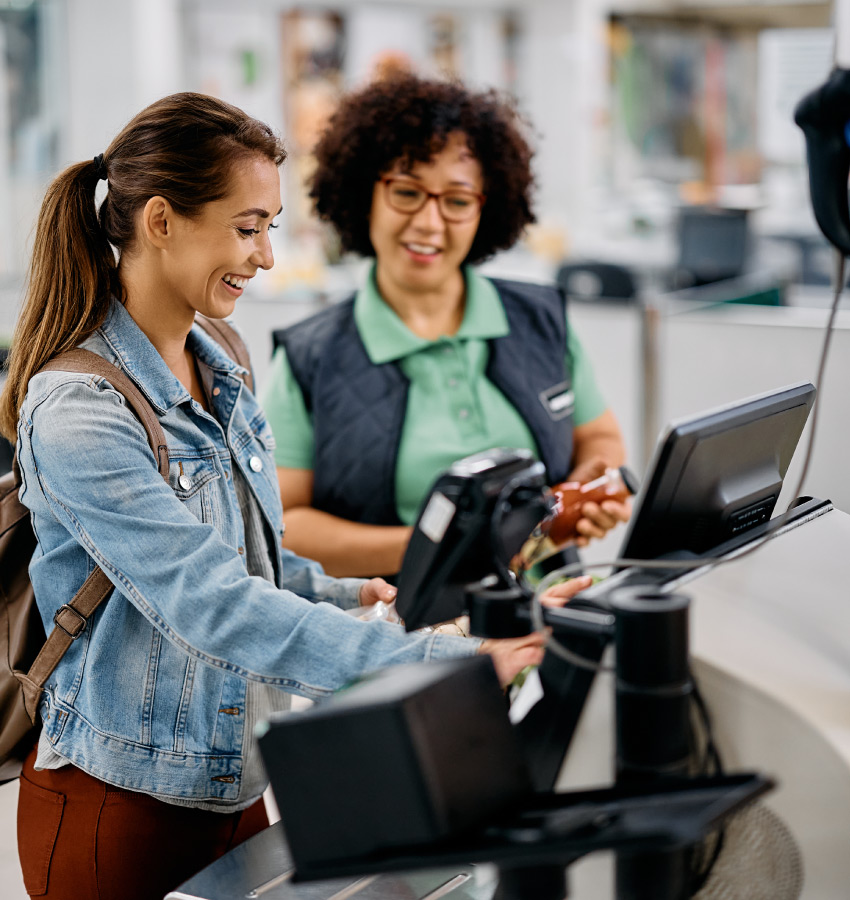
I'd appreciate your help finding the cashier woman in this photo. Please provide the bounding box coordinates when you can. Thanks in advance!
[262,74,631,578]
[2,92,592,900]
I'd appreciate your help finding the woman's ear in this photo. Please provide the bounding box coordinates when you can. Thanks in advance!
[140,196,174,250]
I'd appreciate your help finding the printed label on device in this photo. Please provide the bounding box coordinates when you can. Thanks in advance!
[419,492,457,543]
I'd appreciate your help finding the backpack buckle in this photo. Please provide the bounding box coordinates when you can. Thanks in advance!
[53,604,87,639]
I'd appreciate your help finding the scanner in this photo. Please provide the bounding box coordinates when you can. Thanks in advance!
[794,67,850,255]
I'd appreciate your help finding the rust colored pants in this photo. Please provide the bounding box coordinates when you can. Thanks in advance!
[17,746,269,900]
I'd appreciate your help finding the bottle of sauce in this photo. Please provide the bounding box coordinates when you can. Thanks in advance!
[516,466,638,570]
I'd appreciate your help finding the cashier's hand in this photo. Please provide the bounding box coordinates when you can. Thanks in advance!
[567,458,632,547]
[359,578,398,607]
[478,575,593,686]
[539,574,594,606]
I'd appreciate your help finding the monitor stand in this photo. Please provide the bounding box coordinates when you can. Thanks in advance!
[573,496,832,605]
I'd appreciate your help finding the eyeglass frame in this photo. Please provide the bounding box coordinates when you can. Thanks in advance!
[379,177,486,223]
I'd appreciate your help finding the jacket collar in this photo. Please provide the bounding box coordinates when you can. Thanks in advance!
[91,299,247,413]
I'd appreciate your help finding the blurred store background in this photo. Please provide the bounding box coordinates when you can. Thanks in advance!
[0,0,835,289]
[0,3,848,898]
[0,0,844,516]
[5,0,845,506]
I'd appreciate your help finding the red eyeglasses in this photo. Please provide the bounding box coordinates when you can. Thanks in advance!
[380,177,486,223]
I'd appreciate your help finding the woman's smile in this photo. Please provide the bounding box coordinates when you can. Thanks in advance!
[220,273,254,295]
[402,242,442,263]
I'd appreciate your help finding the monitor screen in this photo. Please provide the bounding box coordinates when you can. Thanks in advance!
[616,381,816,567]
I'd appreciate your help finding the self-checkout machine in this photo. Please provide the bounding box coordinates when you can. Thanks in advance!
[167,425,847,900]
[166,27,850,900]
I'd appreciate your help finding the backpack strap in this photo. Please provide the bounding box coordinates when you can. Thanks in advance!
[194,315,255,393]
[40,350,169,478]
[18,349,170,721]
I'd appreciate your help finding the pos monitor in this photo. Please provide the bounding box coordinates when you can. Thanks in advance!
[615,380,816,568]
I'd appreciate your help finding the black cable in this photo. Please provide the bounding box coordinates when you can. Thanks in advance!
[685,672,727,894]
[690,674,724,777]
[490,475,533,593]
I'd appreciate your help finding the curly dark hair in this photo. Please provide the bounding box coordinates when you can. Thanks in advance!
[309,74,536,265]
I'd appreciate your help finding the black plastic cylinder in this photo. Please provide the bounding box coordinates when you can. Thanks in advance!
[495,865,568,900]
[616,849,689,900]
[611,590,693,781]
[466,582,531,638]
[612,590,694,900]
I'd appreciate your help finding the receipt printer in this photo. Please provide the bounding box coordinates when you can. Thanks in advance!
[257,655,531,872]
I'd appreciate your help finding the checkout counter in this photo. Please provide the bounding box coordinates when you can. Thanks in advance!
[165,501,850,900]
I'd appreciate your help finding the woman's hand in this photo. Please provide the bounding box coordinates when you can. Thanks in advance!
[539,574,593,606]
[566,457,632,547]
[359,578,398,606]
[573,498,631,546]
[478,575,593,685]
[478,632,549,687]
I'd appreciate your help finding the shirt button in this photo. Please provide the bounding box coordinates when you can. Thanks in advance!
[212,387,221,397]
[238,546,245,556]
[458,408,470,420]
[447,378,458,388]
[249,456,263,473]
[178,474,192,490]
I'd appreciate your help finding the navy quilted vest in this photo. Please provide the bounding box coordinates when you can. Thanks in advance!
[277,278,574,525]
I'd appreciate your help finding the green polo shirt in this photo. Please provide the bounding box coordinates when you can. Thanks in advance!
[262,267,606,525]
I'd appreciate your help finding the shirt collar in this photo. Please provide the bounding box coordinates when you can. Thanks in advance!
[354,264,510,364]
[95,299,247,412]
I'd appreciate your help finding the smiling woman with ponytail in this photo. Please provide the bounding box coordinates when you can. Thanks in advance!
[0,93,287,441]
[2,92,577,900]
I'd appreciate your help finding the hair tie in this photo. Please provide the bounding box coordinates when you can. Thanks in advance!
[92,153,107,182]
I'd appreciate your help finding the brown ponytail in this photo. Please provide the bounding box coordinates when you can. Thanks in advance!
[0,160,118,439]
[0,92,286,440]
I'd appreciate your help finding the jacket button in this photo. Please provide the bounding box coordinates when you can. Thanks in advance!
[249,456,263,472]
[178,474,191,490]
[212,387,221,397]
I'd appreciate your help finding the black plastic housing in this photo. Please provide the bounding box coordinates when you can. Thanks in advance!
[795,67,850,255]
[257,655,532,870]
[395,448,548,630]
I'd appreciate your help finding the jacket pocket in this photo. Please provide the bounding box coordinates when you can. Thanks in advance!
[168,453,221,499]
[168,452,222,527]
[17,775,65,895]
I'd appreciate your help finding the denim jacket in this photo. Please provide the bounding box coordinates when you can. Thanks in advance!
[16,300,478,804]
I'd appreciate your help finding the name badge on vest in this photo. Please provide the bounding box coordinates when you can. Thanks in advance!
[539,382,574,421]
